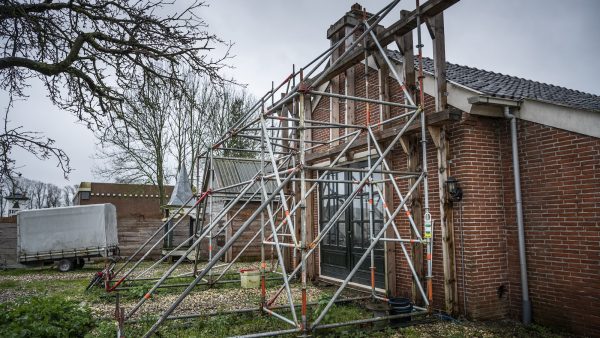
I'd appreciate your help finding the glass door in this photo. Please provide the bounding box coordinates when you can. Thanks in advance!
[319,163,385,288]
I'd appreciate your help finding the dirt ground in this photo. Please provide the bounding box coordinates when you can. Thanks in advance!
[0,261,574,337]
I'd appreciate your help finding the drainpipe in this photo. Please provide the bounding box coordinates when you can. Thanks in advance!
[504,106,531,325]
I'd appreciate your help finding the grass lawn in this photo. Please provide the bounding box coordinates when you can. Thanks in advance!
[0,262,572,337]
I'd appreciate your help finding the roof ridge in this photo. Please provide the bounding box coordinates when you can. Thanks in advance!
[386,49,600,112]
[445,61,599,98]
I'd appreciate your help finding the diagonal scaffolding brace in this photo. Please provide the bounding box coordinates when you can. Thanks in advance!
[104,1,462,336]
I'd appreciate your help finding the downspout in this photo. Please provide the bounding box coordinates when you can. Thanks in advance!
[503,106,531,325]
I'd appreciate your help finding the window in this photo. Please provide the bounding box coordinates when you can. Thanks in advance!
[321,171,345,247]
[80,191,91,200]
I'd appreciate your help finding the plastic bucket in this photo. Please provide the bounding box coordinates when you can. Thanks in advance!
[239,269,260,289]
[388,297,413,325]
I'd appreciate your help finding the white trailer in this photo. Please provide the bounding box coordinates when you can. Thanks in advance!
[17,204,119,271]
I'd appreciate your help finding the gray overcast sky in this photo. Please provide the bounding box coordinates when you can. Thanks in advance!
[3,0,599,187]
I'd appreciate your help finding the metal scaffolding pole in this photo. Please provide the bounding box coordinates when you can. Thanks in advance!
[107,193,207,291]
[416,0,434,308]
[126,177,261,320]
[111,193,196,278]
[311,174,424,329]
[261,185,298,326]
[265,109,422,310]
[141,170,298,337]
[364,42,377,300]
[260,103,267,309]
[113,1,459,336]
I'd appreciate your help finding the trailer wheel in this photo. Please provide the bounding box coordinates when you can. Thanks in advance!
[57,259,74,272]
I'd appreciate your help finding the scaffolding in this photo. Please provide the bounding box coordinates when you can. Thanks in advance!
[101,0,459,336]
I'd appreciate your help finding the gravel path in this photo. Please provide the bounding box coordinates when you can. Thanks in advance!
[0,260,362,327]
[0,260,356,320]
[0,289,35,303]
[89,283,352,320]
[0,271,93,282]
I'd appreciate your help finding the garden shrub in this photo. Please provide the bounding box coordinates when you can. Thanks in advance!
[0,296,94,337]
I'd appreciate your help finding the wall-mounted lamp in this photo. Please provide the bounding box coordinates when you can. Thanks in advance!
[446,176,463,202]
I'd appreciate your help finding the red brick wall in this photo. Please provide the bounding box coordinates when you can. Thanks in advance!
[79,183,173,219]
[448,115,510,319]
[354,63,383,127]
[226,201,276,262]
[312,85,331,145]
[306,56,600,336]
[500,120,600,336]
[78,183,175,259]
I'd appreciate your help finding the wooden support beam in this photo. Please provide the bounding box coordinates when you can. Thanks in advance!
[330,32,341,145]
[428,125,441,148]
[373,20,391,128]
[305,87,313,147]
[399,135,410,154]
[397,10,416,101]
[313,0,459,88]
[279,95,292,270]
[378,58,390,129]
[430,12,448,110]
[226,214,233,262]
[429,10,457,316]
[344,26,356,135]
[306,171,316,279]
[384,152,397,297]
[429,125,458,315]
[406,135,424,305]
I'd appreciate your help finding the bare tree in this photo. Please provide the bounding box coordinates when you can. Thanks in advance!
[63,185,77,206]
[1,99,72,185]
[95,71,256,204]
[94,75,172,206]
[14,177,47,209]
[170,73,219,176]
[16,177,35,209]
[0,175,78,214]
[167,78,257,186]
[31,181,46,209]
[0,0,231,182]
[44,184,61,208]
[0,178,8,216]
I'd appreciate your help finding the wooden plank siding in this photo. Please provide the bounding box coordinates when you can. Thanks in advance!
[0,217,17,266]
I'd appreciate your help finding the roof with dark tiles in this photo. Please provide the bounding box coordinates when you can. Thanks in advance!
[387,50,600,113]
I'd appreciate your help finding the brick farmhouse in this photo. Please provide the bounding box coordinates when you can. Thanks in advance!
[301,5,599,336]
